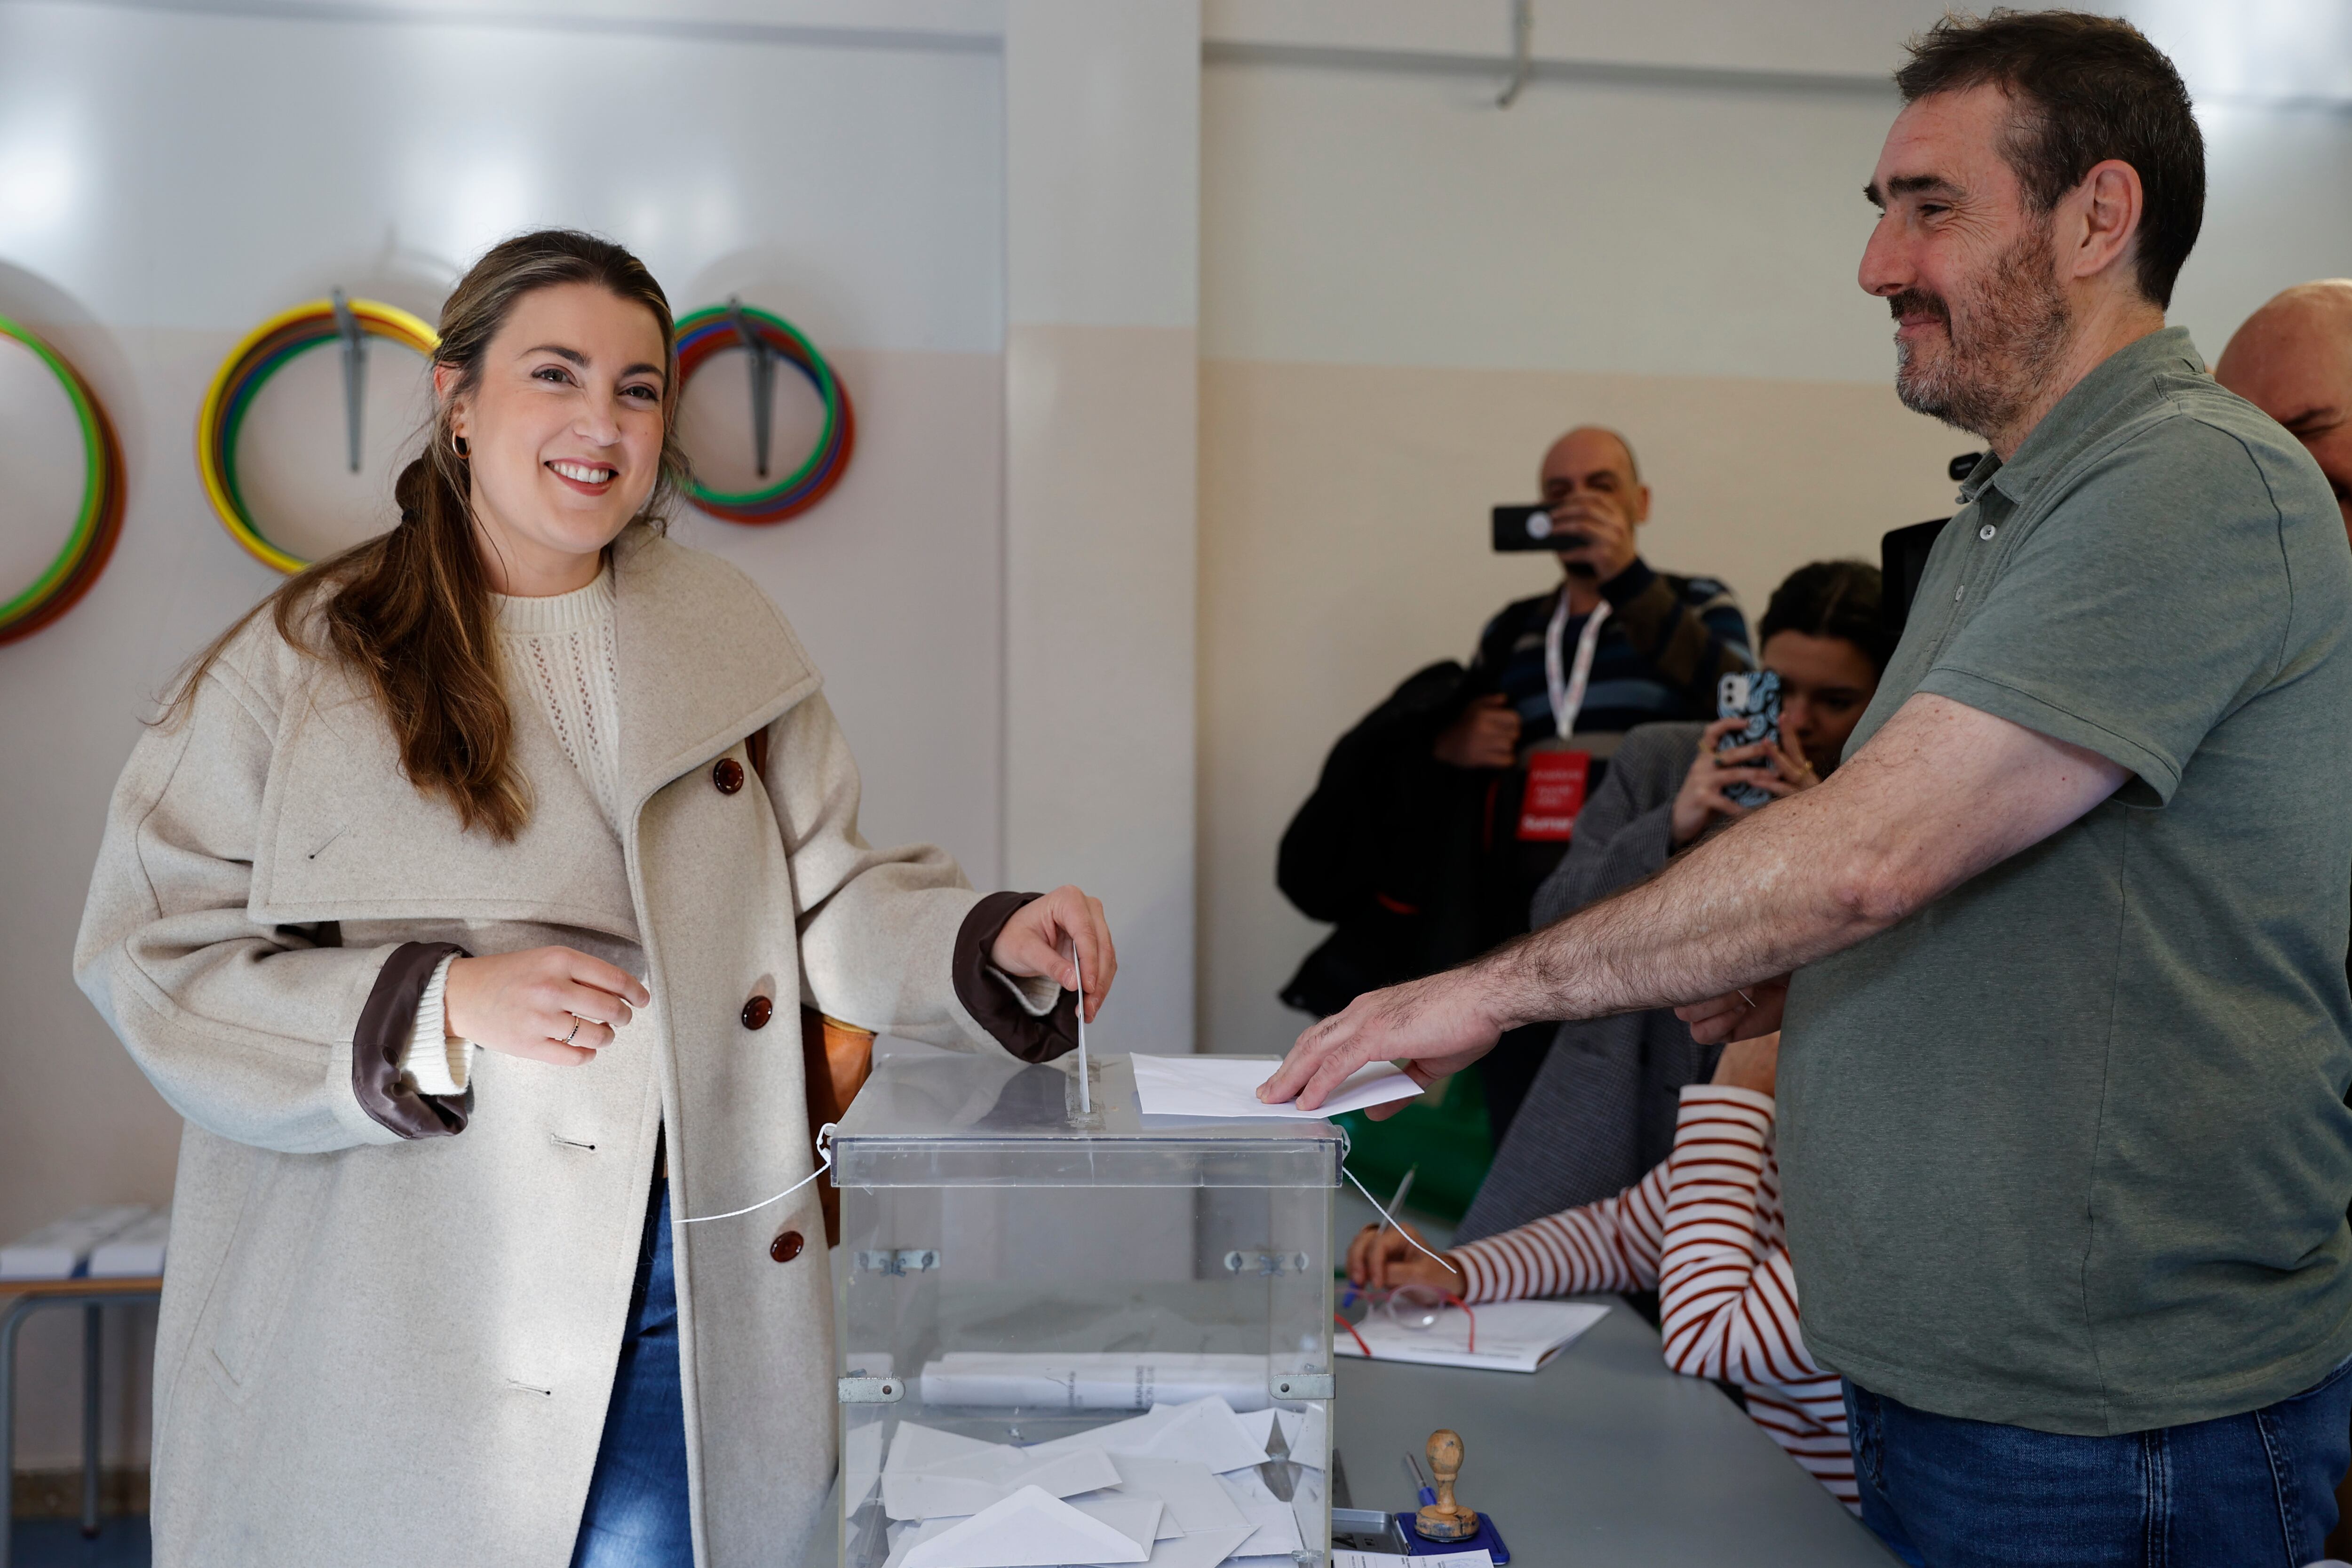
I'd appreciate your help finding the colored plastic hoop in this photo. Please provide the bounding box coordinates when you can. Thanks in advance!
[675,303,855,524]
[0,314,125,646]
[197,298,440,574]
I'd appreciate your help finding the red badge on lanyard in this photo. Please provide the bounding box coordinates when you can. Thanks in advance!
[1516,589,1610,842]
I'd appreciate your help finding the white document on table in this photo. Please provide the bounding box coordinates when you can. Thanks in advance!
[1336,1298,1610,1372]
[1129,1054,1419,1120]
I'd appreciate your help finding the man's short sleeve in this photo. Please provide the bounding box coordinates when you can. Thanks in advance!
[1919,420,2288,803]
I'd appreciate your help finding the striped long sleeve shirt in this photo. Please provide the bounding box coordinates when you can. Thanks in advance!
[1449,1085,1855,1512]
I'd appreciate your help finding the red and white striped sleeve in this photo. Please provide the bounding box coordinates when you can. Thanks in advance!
[1654,1085,1823,1391]
[1448,1155,1670,1304]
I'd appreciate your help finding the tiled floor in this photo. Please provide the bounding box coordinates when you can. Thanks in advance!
[7,1517,150,1568]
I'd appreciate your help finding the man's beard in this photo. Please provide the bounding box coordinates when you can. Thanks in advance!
[1891,223,2073,440]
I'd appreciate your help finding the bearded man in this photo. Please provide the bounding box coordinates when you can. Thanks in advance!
[1263,12,2352,1560]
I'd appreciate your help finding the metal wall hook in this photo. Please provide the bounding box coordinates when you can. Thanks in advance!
[1497,0,1533,108]
[330,288,367,473]
[726,294,778,478]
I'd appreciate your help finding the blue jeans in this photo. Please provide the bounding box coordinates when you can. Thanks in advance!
[1846,1357,2352,1567]
[572,1182,694,1568]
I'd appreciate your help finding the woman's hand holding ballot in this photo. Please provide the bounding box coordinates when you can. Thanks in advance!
[985,884,1119,1021]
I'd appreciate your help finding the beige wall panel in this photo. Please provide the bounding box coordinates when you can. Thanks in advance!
[1005,322,1200,1053]
[1198,355,1966,1056]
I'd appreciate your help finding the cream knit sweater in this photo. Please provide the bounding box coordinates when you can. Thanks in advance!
[404,571,623,1095]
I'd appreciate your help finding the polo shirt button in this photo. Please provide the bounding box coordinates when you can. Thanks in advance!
[1979,523,1997,540]
[712,757,745,795]
[770,1230,805,1263]
[742,994,774,1031]
[1955,585,1965,601]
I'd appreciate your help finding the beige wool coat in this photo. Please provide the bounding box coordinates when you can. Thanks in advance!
[75,526,1055,1568]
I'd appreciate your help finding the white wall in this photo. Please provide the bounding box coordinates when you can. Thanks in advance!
[0,0,1007,1468]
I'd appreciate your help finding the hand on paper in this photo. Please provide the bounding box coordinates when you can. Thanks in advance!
[1347,1220,1461,1294]
[1676,973,1788,1045]
[1258,969,1501,1115]
[444,947,650,1067]
[1433,693,1520,770]
[990,885,1117,1022]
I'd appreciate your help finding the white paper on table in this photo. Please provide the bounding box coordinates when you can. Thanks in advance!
[1128,1054,1420,1121]
[1335,1298,1610,1372]
[896,1485,1152,1568]
[884,1443,1120,1521]
[919,1352,1270,1412]
[1102,1454,1248,1536]
[1030,1397,1269,1475]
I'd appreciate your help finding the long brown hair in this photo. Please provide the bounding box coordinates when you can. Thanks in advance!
[165,230,689,839]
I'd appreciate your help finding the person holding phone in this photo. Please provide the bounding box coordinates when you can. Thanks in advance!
[1456,562,1891,1242]
[75,230,1116,1568]
[1349,1029,1860,1512]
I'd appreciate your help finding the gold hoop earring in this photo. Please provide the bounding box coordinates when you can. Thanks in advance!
[451,433,469,459]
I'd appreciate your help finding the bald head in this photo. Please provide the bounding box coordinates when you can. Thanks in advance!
[1537,426,1650,584]
[2216,280,2352,536]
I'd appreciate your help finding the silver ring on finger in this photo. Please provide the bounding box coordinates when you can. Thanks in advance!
[563,1014,581,1046]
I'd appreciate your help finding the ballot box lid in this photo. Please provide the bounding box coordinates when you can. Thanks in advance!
[833,1053,1343,1189]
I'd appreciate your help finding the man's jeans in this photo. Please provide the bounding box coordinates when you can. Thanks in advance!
[1846,1357,2352,1567]
[572,1183,693,1568]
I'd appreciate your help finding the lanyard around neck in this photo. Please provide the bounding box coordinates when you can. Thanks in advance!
[1544,588,1612,740]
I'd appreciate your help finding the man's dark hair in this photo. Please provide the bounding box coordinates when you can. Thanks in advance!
[1896,9,2204,309]
[1760,560,1896,677]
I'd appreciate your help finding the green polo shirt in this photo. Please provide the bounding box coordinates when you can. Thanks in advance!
[1780,326,2352,1436]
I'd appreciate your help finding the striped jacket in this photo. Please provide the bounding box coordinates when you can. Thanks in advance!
[1450,1085,1854,1511]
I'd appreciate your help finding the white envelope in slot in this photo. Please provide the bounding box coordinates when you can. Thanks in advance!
[899,1485,1152,1568]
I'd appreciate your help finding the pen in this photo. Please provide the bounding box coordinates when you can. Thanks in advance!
[1377,1166,1418,1242]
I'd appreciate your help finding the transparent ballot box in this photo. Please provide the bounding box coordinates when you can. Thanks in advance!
[833,1051,1340,1568]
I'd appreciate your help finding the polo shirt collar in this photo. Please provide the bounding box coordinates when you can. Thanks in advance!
[1957,325,2205,506]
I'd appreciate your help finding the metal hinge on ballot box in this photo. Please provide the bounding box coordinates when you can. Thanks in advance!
[1270,1372,1334,1400]
[1223,1250,1311,1277]
[838,1376,905,1403]
[854,1248,939,1275]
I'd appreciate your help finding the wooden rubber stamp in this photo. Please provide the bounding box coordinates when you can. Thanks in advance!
[1414,1429,1479,1542]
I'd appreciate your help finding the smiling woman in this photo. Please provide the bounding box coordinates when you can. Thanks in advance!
[75,230,1120,1568]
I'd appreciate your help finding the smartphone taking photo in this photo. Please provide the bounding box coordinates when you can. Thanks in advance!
[1493,504,1593,554]
[1716,670,1783,809]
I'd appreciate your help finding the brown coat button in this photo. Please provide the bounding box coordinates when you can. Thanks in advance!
[712,757,745,795]
[741,995,774,1031]
[770,1230,805,1264]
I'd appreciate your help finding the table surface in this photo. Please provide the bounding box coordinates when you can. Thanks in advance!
[1335,1295,1897,1567]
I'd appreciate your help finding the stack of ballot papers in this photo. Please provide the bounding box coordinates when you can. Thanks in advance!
[918,1353,1271,1413]
[1335,1298,1609,1373]
[876,1396,1323,1568]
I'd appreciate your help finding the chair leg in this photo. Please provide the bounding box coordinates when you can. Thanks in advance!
[80,1304,101,1538]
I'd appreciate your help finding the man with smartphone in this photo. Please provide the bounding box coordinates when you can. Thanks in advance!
[1266,13,2352,1558]
[1430,425,1752,1133]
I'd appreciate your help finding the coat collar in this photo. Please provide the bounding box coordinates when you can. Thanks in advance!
[609,525,821,815]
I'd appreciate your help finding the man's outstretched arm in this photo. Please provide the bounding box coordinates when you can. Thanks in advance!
[1260,692,2128,1110]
